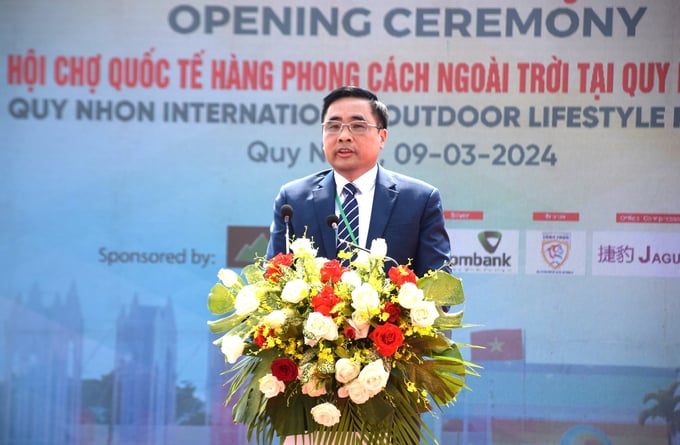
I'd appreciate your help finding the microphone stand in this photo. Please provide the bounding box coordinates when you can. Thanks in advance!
[284,216,290,254]
[281,204,293,254]
[326,214,398,266]
[336,237,399,266]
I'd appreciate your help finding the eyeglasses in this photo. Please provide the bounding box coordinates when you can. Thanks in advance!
[321,120,381,135]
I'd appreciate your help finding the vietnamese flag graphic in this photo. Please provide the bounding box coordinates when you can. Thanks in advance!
[470,329,524,361]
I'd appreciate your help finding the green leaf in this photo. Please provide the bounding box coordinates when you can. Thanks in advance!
[404,333,451,355]
[418,271,465,307]
[434,309,464,329]
[267,391,313,438]
[397,340,467,410]
[385,383,433,444]
[242,264,265,284]
[232,352,275,427]
[226,356,261,405]
[333,402,365,443]
[233,382,264,426]
[416,359,466,406]
[207,313,247,334]
[207,283,236,314]
[357,393,393,425]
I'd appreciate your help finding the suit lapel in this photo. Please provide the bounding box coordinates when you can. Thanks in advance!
[367,167,398,245]
[311,170,337,256]
[312,167,398,254]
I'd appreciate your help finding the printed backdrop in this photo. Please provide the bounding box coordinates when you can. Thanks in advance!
[2,1,679,444]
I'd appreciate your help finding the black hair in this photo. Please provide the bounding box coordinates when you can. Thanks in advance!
[321,86,389,129]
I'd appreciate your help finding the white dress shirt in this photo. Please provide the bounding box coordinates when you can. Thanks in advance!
[334,165,378,248]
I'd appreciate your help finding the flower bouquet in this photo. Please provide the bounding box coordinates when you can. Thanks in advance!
[207,237,476,445]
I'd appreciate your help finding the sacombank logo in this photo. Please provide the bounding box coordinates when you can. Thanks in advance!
[478,231,502,253]
[448,229,518,274]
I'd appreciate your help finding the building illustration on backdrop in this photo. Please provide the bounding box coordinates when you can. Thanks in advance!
[1,286,179,445]
[207,331,248,445]
[113,296,177,445]
[1,284,83,445]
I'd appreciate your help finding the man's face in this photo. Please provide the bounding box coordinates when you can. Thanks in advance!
[322,97,387,182]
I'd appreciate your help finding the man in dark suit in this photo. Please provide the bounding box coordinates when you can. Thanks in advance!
[266,86,450,276]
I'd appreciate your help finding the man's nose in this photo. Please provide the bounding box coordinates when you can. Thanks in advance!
[338,124,353,139]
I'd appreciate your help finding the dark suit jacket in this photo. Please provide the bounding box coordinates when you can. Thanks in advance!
[266,166,451,276]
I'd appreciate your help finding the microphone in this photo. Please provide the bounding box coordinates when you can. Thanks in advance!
[326,214,340,254]
[281,204,293,222]
[281,204,293,253]
[325,214,398,266]
[326,214,339,230]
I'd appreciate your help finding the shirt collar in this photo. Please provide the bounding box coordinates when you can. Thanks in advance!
[334,165,378,195]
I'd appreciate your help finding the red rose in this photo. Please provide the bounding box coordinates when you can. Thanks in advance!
[271,357,298,382]
[388,265,417,288]
[382,302,401,323]
[320,259,347,283]
[344,324,356,339]
[369,322,404,357]
[311,285,342,316]
[264,252,294,283]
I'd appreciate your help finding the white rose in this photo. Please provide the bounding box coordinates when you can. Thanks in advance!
[304,312,339,341]
[358,359,389,396]
[290,238,317,257]
[234,285,259,315]
[397,282,424,309]
[335,358,361,384]
[340,270,362,289]
[351,310,370,328]
[264,309,287,328]
[354,250,369,266]
[281,278,309,304]
[343,379,371,404]
[217,268,240,287]
[369,238,388,259]
[315,257,329,270]
[351,283,380,314]
[348,315,370,339]
[219,335,245,364]
[310,402,341,427]
[410,300,439,328]
[301,375,327,397]
[259,373,285,398]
